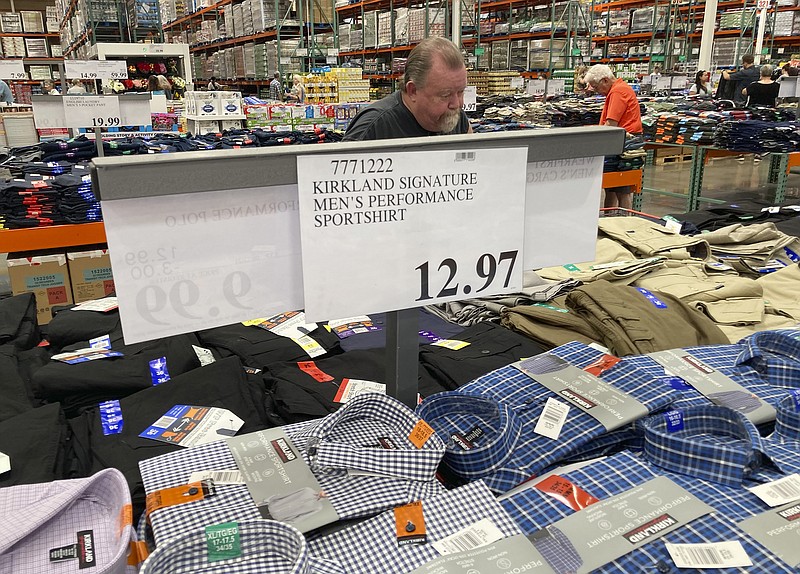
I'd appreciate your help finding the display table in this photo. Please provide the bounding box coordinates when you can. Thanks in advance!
[0,222,106,253]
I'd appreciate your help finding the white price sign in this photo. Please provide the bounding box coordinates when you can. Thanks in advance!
[326,56,338,64]
[547,78,566,96]
[296,148,528,321]
[296,48,308,56]
[510,76,524,89]
[63,95,121,128]
[0,60,26,80]
[328,48,339,56]
[97,60,128,80]
[65,60,99,80]
[463,85,477,112]
[526,79,546,95]
[656,76,673,91]
[101,185,304,344]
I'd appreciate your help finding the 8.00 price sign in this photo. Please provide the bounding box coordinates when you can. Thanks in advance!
[296,147,529,322]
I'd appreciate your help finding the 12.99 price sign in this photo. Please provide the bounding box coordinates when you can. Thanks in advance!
[296,147,529,321]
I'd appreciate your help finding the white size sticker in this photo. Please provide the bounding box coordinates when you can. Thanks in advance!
[188,470,244,485]
[0,452,9,475]
[431,339,471,350]
[533,397,570,440]
[663,218,683,233]
[334,378,386,403]
[463,85,477,112]
[64,60,98,80]
[296,148,527,321]
[89,334,112,349]
[293,335,326,358]
[431,519,505,556]
[101,184,303,344]
[63,95,122,129]
[665,541,752,568]
[748,474,800,507]
[192,345,216,366]
[0,60,26,80]
[71,297,119,312]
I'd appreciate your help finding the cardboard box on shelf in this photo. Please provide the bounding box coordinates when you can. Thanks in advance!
[67,248,115,304]
[7,251,72,325]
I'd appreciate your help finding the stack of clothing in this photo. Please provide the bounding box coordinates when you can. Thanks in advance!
[714,120,800,152]
[547,99,605,127]
[604,134,647,172]
[649,113,718,145]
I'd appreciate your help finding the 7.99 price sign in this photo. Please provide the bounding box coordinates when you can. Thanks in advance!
[296,147,529,321]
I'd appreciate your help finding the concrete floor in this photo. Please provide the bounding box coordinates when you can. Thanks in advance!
[638,155,800,218]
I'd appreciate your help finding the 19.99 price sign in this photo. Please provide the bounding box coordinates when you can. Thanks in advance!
[63,95,121,129]
[296,147,529,321]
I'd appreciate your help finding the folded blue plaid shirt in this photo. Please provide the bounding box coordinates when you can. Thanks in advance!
[737,329,800,389]
[501,449,794,573]
[139,394,446,545]
[140,519,344,574]
[416,341,675,493]
[308,481,522,573]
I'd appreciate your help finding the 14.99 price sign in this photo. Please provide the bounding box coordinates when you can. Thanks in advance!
[296,147,529,321]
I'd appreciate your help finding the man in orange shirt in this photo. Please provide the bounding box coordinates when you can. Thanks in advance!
[585,64,642,209]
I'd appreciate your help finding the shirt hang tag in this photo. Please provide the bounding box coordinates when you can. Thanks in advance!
[394,501,427,546]
[297,360,335,382]
[52,347,123,364]
[145,479,216,521]
[533,397,570,440]
[89,334,111,349]
[333,379,386,403]
[292,334,326,358]
[748,474,800,507]
[665,541,752,568]
[409,419,435,449]
[534,474,600,511]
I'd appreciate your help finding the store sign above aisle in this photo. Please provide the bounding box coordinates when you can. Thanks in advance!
[101,185,304,344]
[297,148,528,322]
[0,60,25,80]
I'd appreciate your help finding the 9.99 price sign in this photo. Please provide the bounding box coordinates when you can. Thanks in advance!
[296,147,529,321]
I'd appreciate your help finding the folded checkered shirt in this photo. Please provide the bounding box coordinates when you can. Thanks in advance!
[139,393,445,545]
[307,481,522,573]
[140,519,344,574]
[0,468,137,574]
[501,450,794,573]
[737,328,800,389]
[416,341,675,493]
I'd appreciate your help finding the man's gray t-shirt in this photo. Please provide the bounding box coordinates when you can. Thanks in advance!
[343,91,470,141]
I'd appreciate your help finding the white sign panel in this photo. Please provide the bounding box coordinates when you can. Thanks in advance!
[101,185,303,344]
[656,76,673,91]
[0,60,26,80]
[297,148,528,321]
[526,79,546,95]
[97,60,128,79]
[523,156,604,269]
[119,97,152,125]
[510,76,524,89]
[65,60,98,80]
[463,85,477,112]
[547,78,566,96]
[779,76,799,98]
[63,95,122,128]
[32,98,67,128]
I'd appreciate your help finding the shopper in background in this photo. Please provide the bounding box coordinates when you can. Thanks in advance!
[42,80,60,95]
[343,37,471,141]
[0,79,12,104]
[574,64,589,95]
[584,64,642,210]
[66,79,87,95]
[156,75,173,100]
[269,72,284,102]
[287,76,306,103]
[207,76,222,90]
[688,70,711,96]
[722,54,759,105]
[743,65,780,108]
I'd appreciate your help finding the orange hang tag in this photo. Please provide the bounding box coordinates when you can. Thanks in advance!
[409,419,435,449]
[297,361,335,382]
[127,541,149,566]
[117,504,132,538]
[583,354,621,377]
[145,479,216,521]
[394,501,427,546]
[534,474,599,511]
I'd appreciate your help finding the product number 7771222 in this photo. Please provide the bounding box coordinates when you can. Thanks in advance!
[416,250,518,302]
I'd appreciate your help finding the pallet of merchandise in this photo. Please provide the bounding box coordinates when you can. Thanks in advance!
[653,147,693,166]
